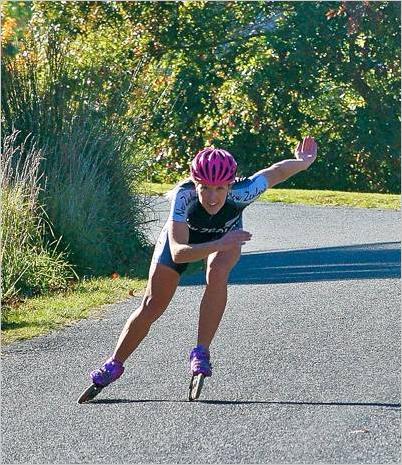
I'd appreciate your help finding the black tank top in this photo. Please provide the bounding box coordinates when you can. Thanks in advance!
[168,174,268,243]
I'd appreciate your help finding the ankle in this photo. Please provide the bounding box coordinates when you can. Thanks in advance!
[195,343,210,352]
[107,356,124,366]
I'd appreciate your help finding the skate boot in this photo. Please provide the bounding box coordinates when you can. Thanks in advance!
[188,345,212,401]
[77,357,125,404]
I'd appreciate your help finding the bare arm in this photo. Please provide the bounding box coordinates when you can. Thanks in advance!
[254,136,318,188]
[168,221,252,263]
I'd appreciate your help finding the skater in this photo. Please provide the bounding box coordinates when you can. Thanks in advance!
[78,136,317,402]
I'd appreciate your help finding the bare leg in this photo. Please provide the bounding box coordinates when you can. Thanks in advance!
[112,263,180,363]
[196,247,241,349]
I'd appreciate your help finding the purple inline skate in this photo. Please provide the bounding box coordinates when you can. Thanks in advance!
[188,345,212,401]
[77,357,124,404]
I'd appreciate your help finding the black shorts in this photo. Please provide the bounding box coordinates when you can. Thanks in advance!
[151,219,243,275]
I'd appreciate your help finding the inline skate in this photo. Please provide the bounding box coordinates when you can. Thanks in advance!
[77,357,124,404]
[188,345,212,401]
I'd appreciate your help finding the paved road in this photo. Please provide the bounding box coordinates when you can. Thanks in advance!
[2,200,400,464]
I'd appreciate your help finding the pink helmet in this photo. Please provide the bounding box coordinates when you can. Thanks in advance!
[190,147,237,186]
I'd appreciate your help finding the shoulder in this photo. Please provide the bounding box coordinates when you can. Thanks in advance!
[167,180,197,222]
[228,174,268,205]
[165,179,196,202]
[178,180,196,191]
[231,173,269,193]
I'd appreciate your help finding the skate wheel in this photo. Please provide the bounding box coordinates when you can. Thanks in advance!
[188,374,204,401]
[77,384,103,404]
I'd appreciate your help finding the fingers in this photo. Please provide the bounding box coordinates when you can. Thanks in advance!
[217,229,252,251]
[231,230,252,241]
[226,229,252,245]
[300,136,317,155]
[302,136,312,151]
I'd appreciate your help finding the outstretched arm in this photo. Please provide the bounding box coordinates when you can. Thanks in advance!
[254,136,318,188]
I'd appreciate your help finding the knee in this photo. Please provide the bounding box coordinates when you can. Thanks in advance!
[131,295,166,325]
[206,262,232,285]
[206,251,240,285]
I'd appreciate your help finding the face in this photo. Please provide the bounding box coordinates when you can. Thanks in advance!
[195,182,231,215]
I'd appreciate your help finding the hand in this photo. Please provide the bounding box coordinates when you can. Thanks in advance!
[216,229,252,251]
[295,136,318,167]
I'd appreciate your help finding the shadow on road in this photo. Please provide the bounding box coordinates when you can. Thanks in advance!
[200,400,401,409]
[85,398,400,409]
[180,242,401,286]
[87,398,184,404]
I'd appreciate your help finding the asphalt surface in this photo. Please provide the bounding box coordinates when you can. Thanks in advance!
[2,199,401,464]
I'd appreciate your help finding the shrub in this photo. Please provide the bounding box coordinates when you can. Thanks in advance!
[1,132,76,304]
[1,24,152,277]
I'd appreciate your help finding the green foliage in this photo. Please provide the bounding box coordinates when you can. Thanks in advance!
[6,1,400,193]
[41,115,150,275]
[1,1,33,57]
[1,132,76,303]
[65,0,397,194]
[1,19,153,279]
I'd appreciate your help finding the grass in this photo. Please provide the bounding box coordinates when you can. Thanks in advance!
[141,182,401,210]
[1,276,146,345]
[260,188,401,210]
[1,260,203,346]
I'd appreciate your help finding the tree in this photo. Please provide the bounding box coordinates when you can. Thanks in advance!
[6,0,400,192]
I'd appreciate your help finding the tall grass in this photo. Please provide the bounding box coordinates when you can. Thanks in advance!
[41,113,151,275]
[1,25,153,281]
[1,131,76,304]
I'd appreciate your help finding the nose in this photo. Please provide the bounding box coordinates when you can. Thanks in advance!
[208,191,218,203]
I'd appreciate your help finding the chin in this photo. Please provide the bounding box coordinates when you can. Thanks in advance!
[206,205,222,215]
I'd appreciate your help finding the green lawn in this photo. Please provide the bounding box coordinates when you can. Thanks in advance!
[260,188,400,210]
[141,182,400,210]
[1,277,146,345]
[1,261,203,346]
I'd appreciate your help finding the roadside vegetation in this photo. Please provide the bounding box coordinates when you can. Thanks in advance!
[1,2,400,345]
[142,182,401,210]
[1,276,147,345]
[2,260,204,345]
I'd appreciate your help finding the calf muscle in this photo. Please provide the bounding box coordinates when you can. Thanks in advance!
[112,264,180,363]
